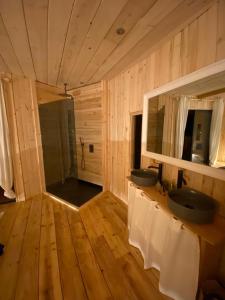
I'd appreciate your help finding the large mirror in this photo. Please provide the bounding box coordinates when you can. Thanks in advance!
[142,60,225,180]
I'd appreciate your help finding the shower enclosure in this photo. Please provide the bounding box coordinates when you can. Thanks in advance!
[39,99,102,206]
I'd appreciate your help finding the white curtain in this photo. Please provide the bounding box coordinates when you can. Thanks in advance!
[159,218,200,300]
[175,96,189,159]
[128,190,200,300]
[209,98,224,166]
[0,80,15,199]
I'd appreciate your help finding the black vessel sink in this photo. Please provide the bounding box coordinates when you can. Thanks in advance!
[130,169,158,186]
[168,188,217,224]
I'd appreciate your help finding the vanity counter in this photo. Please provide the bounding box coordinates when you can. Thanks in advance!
[127,178,225,246]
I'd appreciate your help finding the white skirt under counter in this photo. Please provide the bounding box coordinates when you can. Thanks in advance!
[128,188,156,261]
[159,218,200,300]
[127,181,200,300]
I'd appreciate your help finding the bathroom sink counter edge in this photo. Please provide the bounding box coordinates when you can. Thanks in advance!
[127,177,225,246]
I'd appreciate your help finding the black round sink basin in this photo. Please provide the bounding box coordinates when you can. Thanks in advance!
[168,188,217,224]
[130,169,158,186]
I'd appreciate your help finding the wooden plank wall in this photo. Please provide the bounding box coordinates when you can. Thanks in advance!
[3,77,44,201]
[70,82,104,186]
[108,0,225,214]
[107,0,225,282]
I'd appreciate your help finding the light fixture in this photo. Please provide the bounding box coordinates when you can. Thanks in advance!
[116,27,125,35]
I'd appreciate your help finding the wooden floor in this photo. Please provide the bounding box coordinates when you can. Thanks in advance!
[0,191,171,300]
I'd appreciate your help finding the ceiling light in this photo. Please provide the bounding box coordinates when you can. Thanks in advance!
[116,27,125,35]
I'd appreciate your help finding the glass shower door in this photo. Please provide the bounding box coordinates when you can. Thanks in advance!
[39,98,102,206]
[39,99,77,194]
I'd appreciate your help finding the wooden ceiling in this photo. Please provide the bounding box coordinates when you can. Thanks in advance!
[0,0,214,89]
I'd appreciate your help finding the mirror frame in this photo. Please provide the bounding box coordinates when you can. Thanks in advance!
[142,59,225,181]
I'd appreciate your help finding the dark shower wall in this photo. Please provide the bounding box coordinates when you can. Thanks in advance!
[39,99,77,187]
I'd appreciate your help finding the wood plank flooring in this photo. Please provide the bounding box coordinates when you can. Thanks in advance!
[0,192,171,300]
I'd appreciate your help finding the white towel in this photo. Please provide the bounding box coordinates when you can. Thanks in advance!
[129,189,156,261]
[145,207,172,270]
[159,218,200,300]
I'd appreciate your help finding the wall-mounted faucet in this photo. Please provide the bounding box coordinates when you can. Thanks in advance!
[177,169,187,189]
[148,163,163,184]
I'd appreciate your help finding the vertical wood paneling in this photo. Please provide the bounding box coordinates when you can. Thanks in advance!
[170,32,181,81]
[216,0,225,60]
[185,19,198,73]
[107,2,225,281]
[196,4,217,69]
[158,40,171,86]
[71,82,103,186]
[8,77,43,199]
[108,2,225,208]
[102,80,110,191]
[30,82,46,192]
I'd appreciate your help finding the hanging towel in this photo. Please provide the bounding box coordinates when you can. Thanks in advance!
[159,218,200,300]
[145,207,172,270]
[129,189,156,261]
[128,181,136,231]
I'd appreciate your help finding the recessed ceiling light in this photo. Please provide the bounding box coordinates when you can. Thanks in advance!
[116,27,125,35]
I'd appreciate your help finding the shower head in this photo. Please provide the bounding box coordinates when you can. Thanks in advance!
[58,83,73,100]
